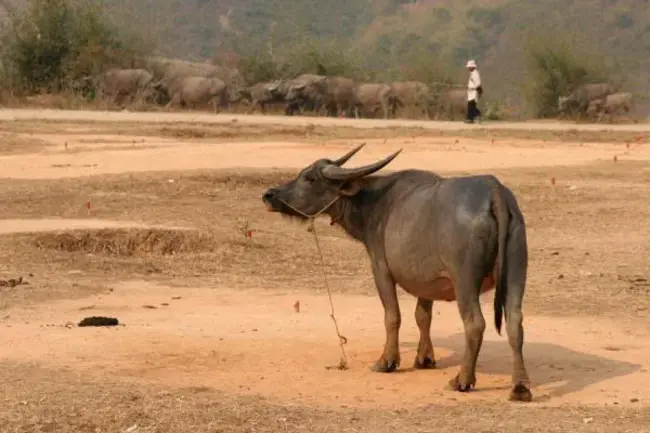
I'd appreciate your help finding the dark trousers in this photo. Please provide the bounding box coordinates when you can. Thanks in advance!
[466,99,481,121]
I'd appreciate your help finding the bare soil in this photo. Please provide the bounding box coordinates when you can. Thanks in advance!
[0,109,649,432]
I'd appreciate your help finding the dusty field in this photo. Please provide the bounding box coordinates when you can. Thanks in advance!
[0,109,649,432]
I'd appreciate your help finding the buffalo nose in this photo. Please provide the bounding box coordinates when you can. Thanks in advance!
[262,189,276,202]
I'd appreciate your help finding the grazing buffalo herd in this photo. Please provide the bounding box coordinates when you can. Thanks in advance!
[72,59,471,120]
[73,58,636,123]
[557,82,635,122]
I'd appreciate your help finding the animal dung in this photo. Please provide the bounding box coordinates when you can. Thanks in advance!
[0,276,25,288]
[78,316,119,327]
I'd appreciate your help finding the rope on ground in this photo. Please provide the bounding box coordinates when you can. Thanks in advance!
[277,197,349,370]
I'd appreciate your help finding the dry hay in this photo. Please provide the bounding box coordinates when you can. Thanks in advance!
[32,228,220,257]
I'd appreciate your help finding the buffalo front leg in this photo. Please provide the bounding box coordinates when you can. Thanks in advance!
[371,261,401,373]
[413,298,436,369]
[449,270,486,392]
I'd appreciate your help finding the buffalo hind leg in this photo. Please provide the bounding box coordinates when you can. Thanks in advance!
[371,260,401,373]
[504,225,532,402]
[414,298,436,369]
[449,268,486,392]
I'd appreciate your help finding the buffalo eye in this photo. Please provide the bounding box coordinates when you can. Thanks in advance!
[304,174,316,183]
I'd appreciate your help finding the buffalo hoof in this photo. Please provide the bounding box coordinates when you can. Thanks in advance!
[371,357,400,373]
[448,373,475,392]
[413,356,436,369]
[509,383,533,402]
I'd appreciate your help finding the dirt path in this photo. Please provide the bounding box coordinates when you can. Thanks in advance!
[2,130,648,180]
[1,107,650,131]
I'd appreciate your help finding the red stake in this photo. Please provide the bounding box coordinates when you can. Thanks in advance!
[550,177,556,187]
[86,201,92,215]
[293,300,300,313]
[613,155,618,163]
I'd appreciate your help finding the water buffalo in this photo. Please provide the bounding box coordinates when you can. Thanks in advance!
[238,81,285,114]
[353,83,396,119]
[434,89,466,121]
[268,77,318,115]
[598,92,634,123]
[76,68,156,107]
[558,82,616,117]
[286,75,356,117]
[390,81,432,119]
[160,76,231,112]
[262,144,532,402]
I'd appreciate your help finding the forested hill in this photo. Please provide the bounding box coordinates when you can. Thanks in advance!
[3,0,649,111]
[102,0,648,77]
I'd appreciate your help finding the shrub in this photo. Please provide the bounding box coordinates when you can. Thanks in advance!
[0,0,150,94]
[236,38,360,85]
[522,34,608,118]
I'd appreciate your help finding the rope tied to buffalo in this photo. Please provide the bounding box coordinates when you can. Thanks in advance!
[277,196,349,370]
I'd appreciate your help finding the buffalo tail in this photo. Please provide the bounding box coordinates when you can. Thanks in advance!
[491,181,510,335]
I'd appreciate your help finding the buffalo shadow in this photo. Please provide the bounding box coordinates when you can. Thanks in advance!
[400,332,643,400]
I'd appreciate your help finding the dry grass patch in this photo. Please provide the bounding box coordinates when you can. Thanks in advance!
[32,228,225,256]
[0,133,50,154]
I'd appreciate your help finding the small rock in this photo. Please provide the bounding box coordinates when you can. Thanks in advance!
[630,398,639,403]
[557,274,564,279]
[582,417,593,424]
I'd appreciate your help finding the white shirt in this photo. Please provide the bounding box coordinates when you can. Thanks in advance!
[467,69,481,101]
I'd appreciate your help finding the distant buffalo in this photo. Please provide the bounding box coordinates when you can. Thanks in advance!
[558,83,616,118]
[76,68,156,107]
[159,76,232,112]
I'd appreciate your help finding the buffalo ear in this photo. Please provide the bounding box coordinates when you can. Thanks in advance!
[338,179,363,197]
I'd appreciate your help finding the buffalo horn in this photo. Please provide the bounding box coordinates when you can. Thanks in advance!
[322,149,402,181]
[332,143,366,166]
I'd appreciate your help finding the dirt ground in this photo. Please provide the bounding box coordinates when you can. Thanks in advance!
[0,109,649,432]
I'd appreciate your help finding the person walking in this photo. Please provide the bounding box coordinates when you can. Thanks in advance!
[465,60,482,124]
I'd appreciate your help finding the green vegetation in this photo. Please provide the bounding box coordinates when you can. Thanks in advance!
[523,34,610,118]
[0,0,647,118]
[85,0,648,115]
[0,0,149,94]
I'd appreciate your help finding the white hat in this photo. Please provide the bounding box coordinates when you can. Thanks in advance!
[466,60,477,68]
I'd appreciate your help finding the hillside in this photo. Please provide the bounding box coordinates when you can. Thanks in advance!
[96,0,649,104]
[2,0,649,113]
